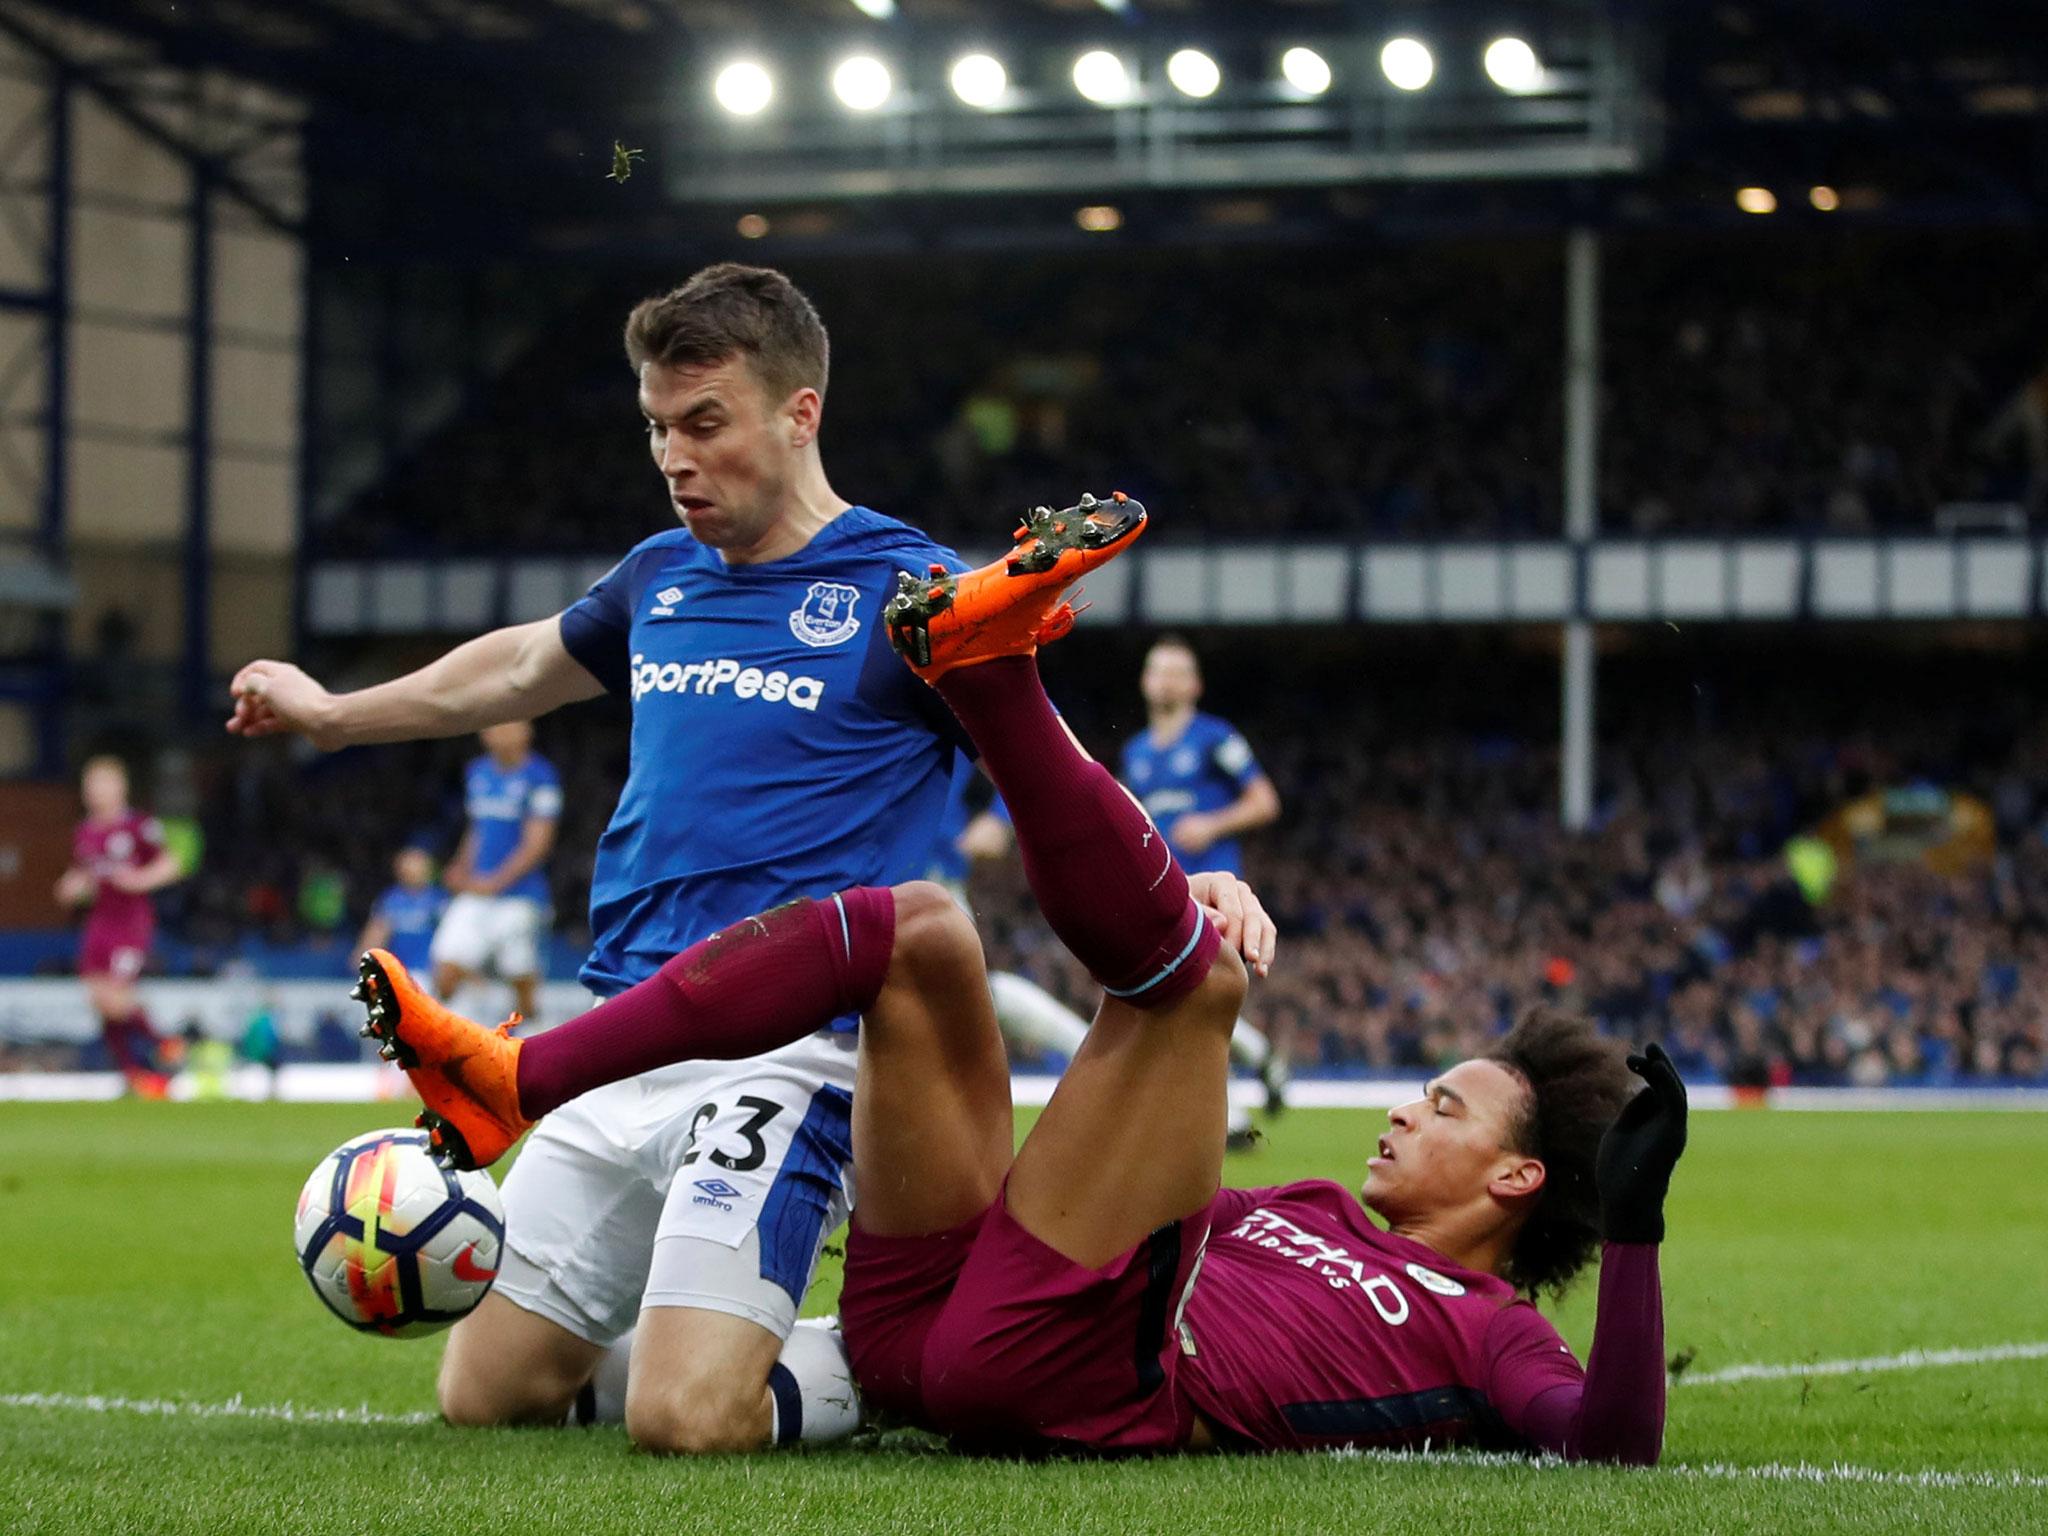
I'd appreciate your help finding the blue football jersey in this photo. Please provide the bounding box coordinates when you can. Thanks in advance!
[462,753,562,903]
[558,507,968,1000]
[1120,711,1266,876]
[374,883,447,974]
[926,754,979,886]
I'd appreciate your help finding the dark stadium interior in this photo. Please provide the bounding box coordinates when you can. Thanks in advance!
[318,228,2047,553]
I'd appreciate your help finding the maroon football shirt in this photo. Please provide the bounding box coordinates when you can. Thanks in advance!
[73,811,165,948]
[1177,1180,1664,1463]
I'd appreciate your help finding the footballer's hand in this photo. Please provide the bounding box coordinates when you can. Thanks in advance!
[1595,1042,1688,1245]
[228,660,343,749]
[54,868,92,907]
[1187,871,1275,978]
[1170,812,1219,854]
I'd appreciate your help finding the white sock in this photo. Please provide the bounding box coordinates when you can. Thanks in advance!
[1227,1100,1254,1138]
[769,1317,861,1446]
[569,1330,633,1425]
[989,971,1091,1060]
[1229,1018,1271,1071]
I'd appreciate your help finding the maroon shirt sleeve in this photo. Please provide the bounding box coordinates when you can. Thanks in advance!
[1483,1242,1665,1466]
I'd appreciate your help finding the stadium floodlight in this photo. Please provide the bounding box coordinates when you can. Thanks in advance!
[1380,38,1434,92]
[1736,186,1777,214]
[1483,37,1542,92]
[1075,204,1123,233]
[950,53,1008,109]
[1279,46,1332,97]
[1073,50,1133,106]
[1166,49,1222,100]
[846,0,895,17]
[714,60,774,117]
[1809,185,1841,212]
[832,54,893,112]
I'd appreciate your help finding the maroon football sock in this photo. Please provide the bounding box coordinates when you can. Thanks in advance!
[100,1014,140,1073]
[514,887,896,1120]
[933,655,1217,1008]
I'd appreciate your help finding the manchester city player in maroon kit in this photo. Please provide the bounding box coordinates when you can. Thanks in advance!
[358,498,1683,1463]
[55,755,185,1095]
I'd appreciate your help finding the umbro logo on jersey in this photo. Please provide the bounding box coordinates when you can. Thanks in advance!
[651,586,685,617]
[630,653,824,712]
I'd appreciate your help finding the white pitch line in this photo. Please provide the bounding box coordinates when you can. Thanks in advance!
[4,1389,2045,1492]
[1678,1340,2048,1387]
[1336,1445,2048,1491]
[0,1391,434,1426]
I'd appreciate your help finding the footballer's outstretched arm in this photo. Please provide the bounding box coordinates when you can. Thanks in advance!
[227,617,605,750]
[1487,1046,1687,1466]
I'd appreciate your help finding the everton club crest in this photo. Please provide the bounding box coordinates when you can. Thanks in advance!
[789,581,862,648]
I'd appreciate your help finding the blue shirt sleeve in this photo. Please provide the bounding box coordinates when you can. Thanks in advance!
[560,543,669,697]
[1209,720,1264,791]
[525,760,564,821]
[853,535,974,759]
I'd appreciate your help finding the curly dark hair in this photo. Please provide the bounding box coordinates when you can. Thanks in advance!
[623,263,829,403]
[1485,1008,1638,1299]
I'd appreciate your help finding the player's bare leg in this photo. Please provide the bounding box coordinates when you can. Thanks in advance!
[847,881,1012,1237]
[623,1308,786,1453]
[1008,950,1247,1268]
[509,971,542,1025]
[431,958,472,1004]
[437,1293,606,1427]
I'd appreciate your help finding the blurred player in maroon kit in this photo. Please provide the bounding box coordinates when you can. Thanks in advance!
[358,497,1684,1462]
[54,756,185,1095]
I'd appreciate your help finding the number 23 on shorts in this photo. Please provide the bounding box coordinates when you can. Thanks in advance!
[679,1095,785,1174]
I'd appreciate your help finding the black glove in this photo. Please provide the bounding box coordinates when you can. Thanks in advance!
[1596,1042,1688,1245]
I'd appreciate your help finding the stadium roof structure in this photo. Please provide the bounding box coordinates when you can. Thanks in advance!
[3,0,2044,255]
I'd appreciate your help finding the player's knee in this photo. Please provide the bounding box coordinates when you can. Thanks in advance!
[436,1334,580,1427]
[624,1379,767,1455]
[890,880,979,974]
[1188,940,1249,1028]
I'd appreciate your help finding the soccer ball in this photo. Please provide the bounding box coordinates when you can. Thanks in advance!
[293,1127,506,1338]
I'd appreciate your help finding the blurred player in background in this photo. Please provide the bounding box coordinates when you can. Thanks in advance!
[431,722,560,1024]
[355,846,447,989]
[53,755,184,1096]
[1123,635,1281,886]
[1121,635,1286,1125]
[228,263,970,1455]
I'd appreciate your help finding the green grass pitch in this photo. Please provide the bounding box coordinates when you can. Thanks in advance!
[3,1101,2045,1534]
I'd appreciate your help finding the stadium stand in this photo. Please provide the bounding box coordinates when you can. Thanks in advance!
[320,229,2046,554]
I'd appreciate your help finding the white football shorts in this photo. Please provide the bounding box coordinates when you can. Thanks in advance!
[430,893,547,979]
[492,1027,859,1345]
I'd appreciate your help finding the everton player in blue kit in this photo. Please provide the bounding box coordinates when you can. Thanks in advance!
[431,721,561,1024]
[355,846,447,981]
[1121,635,1281,878]
[228,263,965,1453]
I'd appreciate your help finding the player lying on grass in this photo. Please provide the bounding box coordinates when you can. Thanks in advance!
[355,495,1686,1461]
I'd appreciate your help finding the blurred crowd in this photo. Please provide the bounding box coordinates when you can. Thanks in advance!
[325,228,2046,553]
[972,732,2048,1089]
[105,641,2048,1088]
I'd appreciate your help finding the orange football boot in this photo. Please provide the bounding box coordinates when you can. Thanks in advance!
[884,491,1147,680]
[352,949,530,1170]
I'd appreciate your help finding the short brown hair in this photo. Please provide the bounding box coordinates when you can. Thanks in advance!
[623,263,829,404]
[1485,1008,1638,1298]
